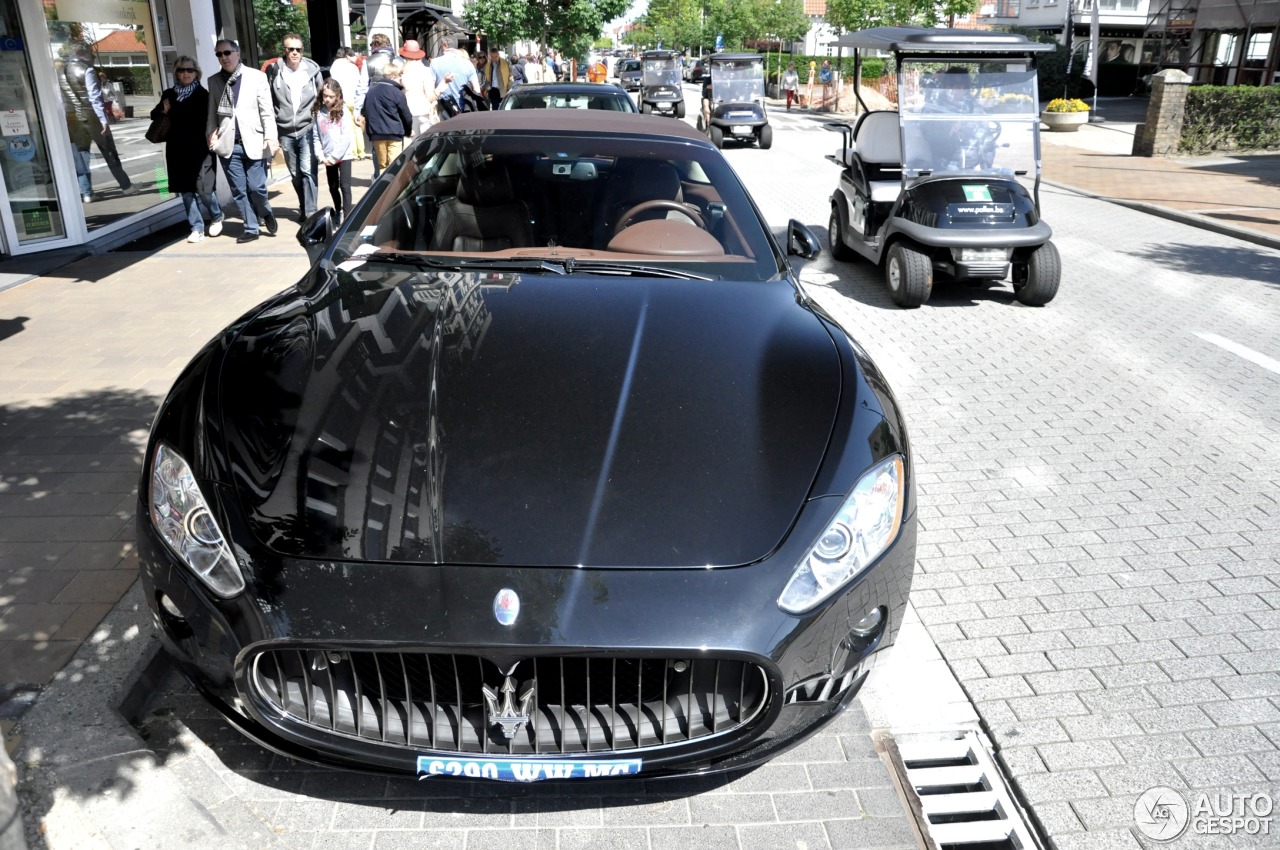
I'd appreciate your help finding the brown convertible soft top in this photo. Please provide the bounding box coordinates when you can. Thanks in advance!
[421,109,710,143]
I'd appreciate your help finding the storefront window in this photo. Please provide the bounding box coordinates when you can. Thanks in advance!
[44,0,169,231]
[0,4,68,245]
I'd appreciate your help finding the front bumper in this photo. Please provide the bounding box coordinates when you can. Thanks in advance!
[138,494,916,778]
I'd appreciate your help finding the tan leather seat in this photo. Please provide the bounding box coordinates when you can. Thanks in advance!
[429,162,534,252]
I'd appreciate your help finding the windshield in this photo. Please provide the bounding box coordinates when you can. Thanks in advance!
[643,57,681,86]
[897,60,1040,179]
[328,128,779,281]
[503,91,635,112]
[710,59,764,103]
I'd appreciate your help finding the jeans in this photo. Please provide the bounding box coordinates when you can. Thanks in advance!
[280,127,318,217]
[219,143,273,235]
[182,191,223,232]
[72,146,92,197]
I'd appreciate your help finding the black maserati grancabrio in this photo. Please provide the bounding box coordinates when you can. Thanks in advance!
[139,110,917,781]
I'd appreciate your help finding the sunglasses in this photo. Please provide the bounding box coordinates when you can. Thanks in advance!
[285,46,303,52]
[215,50,236,57]
[176,67,196,73]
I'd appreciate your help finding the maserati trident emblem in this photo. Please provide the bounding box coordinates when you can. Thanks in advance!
[482,663,535,741]
[493,588,520,626]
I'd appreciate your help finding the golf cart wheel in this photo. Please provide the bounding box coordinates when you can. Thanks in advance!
[758,124,773,149]
[886,242,933,308]
[640,102,651,114]
[709,126,724,149]
[1013,241,1061,306]
[828,206,853,261]
[676,101,686,119]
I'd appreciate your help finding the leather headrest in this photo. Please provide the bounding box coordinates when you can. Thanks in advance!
[457,163,515,207]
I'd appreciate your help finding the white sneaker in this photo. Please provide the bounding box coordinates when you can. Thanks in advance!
[187,230,204,243]
[208,219,223,237]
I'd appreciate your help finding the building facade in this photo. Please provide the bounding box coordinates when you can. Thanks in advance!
[0,0,466,259]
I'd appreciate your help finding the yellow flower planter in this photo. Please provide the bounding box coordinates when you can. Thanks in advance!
[1041,110,1089,132]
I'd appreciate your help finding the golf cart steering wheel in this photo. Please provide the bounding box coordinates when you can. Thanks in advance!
[614,200,707,237]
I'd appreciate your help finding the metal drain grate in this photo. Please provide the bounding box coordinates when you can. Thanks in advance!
[877,730,1044,850]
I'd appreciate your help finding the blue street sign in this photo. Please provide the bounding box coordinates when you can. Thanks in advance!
[715,33,724,50]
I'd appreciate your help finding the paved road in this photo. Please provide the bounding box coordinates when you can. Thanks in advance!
[720,88,1280,848]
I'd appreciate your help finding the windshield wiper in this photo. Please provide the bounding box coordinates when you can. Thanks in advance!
[566,260,717,281]
[354,253,569,274]
[354,253,715,280]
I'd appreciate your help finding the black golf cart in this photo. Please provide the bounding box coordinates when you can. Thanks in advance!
[826,27,1060,307]
[696,52,772,149]
[639,49,685,118]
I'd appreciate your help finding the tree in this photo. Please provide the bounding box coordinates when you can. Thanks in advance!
[464,0,630,56]
[823,0,977,32]
[640,0,706,52]
[253,0,309,59]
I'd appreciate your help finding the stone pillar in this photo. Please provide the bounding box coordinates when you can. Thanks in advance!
[1132,69,1192,157]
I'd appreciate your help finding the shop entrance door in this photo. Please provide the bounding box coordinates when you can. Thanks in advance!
[0,3,78,254]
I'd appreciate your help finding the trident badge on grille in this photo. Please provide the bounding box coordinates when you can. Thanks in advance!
[482,664,535,741]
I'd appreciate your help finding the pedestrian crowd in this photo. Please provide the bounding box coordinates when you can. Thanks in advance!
[135,32,545,245]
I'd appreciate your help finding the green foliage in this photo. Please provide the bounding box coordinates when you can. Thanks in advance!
[253,0,309,59]
[1180,86,1280,152]
[464,0,629,56]
[765,54,886,84]
[462,0,531,47]
[824,0,971,32]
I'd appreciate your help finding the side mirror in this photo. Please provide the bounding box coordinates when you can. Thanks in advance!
[787,219,820,260]
[297,207,338,265]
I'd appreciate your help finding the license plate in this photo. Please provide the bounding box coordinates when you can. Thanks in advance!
[417,756,643,782]
[732,125,752,135]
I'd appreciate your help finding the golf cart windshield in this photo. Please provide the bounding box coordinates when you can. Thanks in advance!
[643,57,681,86]
[897,60,1040,179]
[710,58,764,103]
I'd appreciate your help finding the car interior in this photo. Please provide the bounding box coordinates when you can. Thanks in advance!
[345,135,771,271]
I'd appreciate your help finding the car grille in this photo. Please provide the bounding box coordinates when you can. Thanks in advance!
[249,649,769,755]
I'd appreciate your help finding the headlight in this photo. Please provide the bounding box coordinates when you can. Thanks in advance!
[149,443,245,597]
[778,455,905,614]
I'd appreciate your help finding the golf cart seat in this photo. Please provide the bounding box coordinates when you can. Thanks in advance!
[852,111,904,203]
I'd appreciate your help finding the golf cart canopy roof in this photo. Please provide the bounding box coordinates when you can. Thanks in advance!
[828,26,1054,54]
[709,52,763,63]
[643,49,681,59]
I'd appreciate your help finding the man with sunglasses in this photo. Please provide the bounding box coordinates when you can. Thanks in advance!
[266,34,325,221]
[207,39,279,243]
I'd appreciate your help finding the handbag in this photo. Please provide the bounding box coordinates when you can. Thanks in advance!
[145,112,169,144]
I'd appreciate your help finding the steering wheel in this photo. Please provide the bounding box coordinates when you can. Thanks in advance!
[613,200,706,238]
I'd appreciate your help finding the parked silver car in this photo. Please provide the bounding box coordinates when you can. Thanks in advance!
[618,58,642,92]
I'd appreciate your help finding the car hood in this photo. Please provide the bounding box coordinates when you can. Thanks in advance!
[216,269,843,568]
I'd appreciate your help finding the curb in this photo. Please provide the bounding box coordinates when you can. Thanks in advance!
[1042,177,1280,252]
[12,583,239,850]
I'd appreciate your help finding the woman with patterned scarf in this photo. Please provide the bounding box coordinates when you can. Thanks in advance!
[151,55,223,242]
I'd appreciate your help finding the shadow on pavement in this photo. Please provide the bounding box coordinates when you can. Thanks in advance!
[1127,241,1280,287]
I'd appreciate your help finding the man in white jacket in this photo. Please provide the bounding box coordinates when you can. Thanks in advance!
[206,39,278,243]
